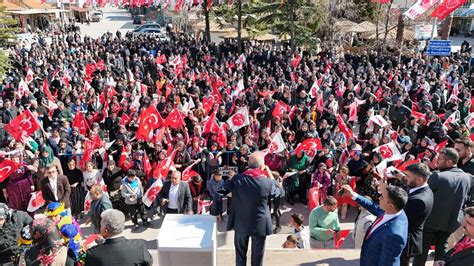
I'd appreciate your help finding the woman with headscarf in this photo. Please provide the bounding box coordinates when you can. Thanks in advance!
[63,159,84,219]
[36,146,63,190]
[23,218,76,266]
[2,153,34,217]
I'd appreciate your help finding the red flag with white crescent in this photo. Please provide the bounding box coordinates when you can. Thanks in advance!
[271,100,290,119]
[80,139,94,169]
[72,112,89,136]
[336,114,353,140]
[27,191,45,212]
[434,139,449,153]
[309,80,320,98]
[143,152,152,177]
[294,138,322,159]
[163,108,186,129]
[42,78,55,101]
[120,113,131,126]
[0,159,22,182]
[431,0,467,20]
[182,161,200,182]
[203,109,219,134]
[217,123,227,148]
[136,105,164,140]
[4,110,41,141]
[152,151,176,180]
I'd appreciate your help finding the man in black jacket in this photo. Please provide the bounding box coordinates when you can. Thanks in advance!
[85,209,152,266]
[414,148,471,266]
[0,203,33,264]
[399,163,434,266]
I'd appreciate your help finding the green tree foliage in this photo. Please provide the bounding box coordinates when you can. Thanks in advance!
[247,0,325,51]
[0,6,19,81]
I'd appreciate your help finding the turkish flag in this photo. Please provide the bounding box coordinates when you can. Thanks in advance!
[143,152,152,177]
[120,113,131,126]
[211,82,223,102]
[272,100,290,119]
[142,178,163,207]
[202,96,215,116]
[80,139,94,169]
[227,107,250,132]
[163,108,186,129]
[156,54,167,65]
[396,159,421,172]
[72,112,89,136]
[267,133,286,154]
[136,105,164,140]
[85,63,97,77]
[373,142,402,162]
[443,112,459,130]
[291,54,301,68]
[42,78,55,101]
[153,151,176,180]
[182,161,200,182]
[0,158,22,182]
[412,110,425,120]
[4,110,40,141]
[27,191,45,212]
[334,229,351,249]
[431,0,467,20]
[96,59,105,71]
[336,114,353,140]
[294,138,322,158]
[203,109,219,134]
[217,123,227,148]
[434,139,449,153]
[465,113,474,129]
[309,187,320,211]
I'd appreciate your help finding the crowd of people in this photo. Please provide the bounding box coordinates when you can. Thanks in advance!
[0,11,473,265]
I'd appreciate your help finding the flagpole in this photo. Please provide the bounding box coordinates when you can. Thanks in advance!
[430,18,437,40]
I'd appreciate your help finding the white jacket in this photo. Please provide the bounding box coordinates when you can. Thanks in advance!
[353,210,376,249]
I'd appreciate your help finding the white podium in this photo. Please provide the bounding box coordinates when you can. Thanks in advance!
[157,214,216,266]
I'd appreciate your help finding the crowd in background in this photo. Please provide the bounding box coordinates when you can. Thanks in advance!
[0,22,473,265]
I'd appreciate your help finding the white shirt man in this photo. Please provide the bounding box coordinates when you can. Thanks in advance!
[167,183,179,209]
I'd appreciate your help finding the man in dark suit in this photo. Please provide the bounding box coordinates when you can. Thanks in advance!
[341,183,408,266]
[414,148,471,266]
[398,163,434,266]
[218,151,279,266]
[85,209,152,266]
[454,137,474,206]
[158,170,193,214]
[40,164,71,210]
[443,206,474,266]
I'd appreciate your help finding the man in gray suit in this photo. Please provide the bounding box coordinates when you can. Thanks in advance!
[158,171,193,214]
[413,148,471,266]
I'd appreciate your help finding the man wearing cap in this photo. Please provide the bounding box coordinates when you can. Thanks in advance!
[0,203,32,265]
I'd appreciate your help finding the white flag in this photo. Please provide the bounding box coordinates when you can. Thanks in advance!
[27,191,45,212]
[268,132,286,154]
[373,142,402,162]
[465,113,474,129]
[370,115,389,128]
[226,107,250,132]
[404,0,440,20]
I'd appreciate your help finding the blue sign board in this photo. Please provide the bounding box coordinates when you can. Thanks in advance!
[427,40,452,56]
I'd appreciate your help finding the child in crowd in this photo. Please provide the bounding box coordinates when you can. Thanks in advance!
[207,170,225,222]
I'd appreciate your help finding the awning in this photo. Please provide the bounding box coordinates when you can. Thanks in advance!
[8,9,70,15]
[71,6,89,12]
